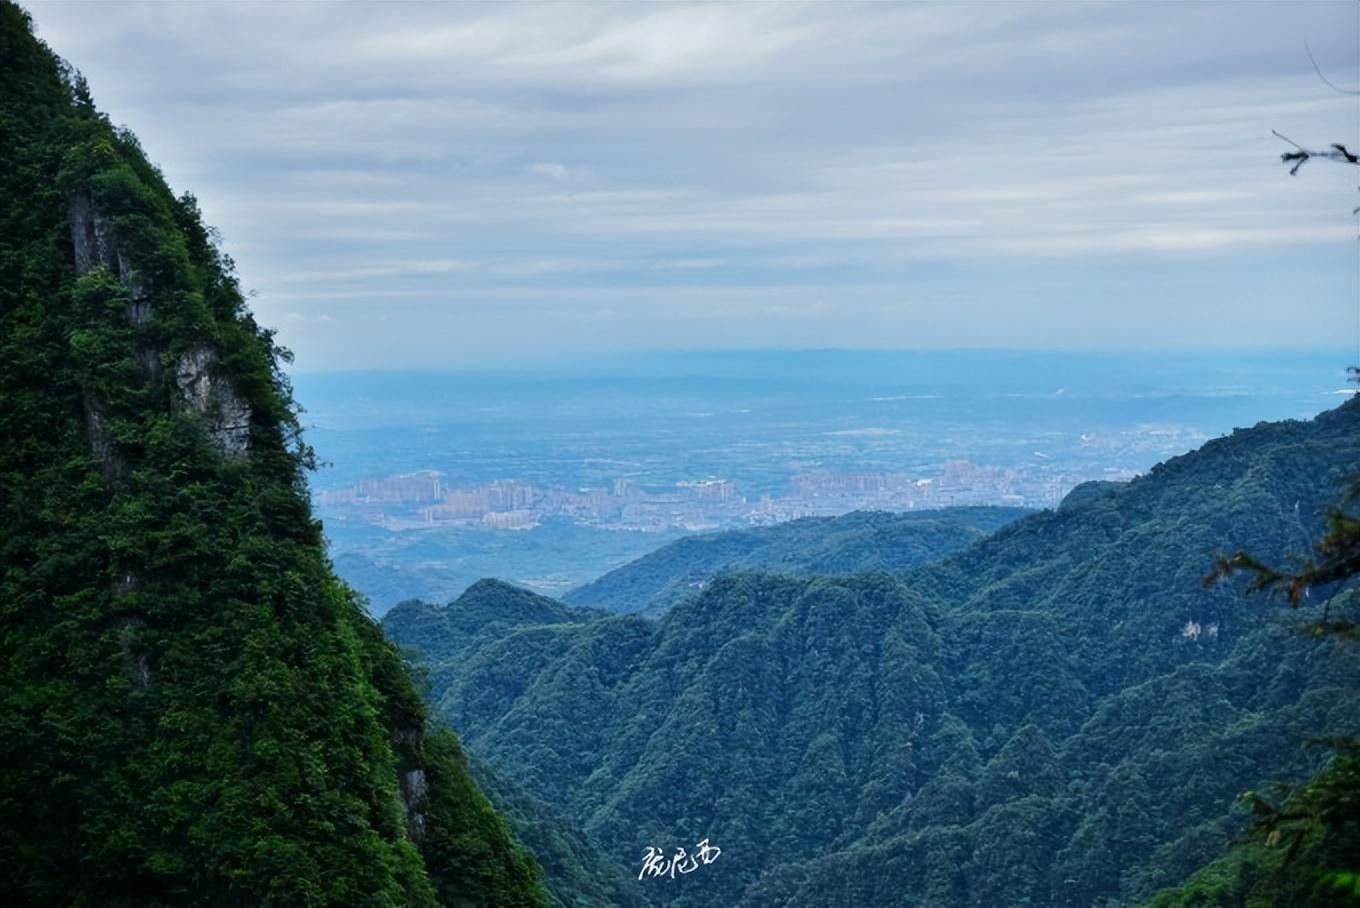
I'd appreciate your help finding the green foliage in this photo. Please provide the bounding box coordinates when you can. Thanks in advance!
[467,755,653,908]
[1149,371,1360,906]
[1204,370,1360,639]
[563,506,1029,616]
[388,399,1360,907]
[0,6,544,905]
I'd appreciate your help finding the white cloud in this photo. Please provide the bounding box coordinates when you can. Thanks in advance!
[526,162,572,180]
[21,0,1360,369]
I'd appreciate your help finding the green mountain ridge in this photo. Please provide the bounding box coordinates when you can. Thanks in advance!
[0,7,544,905]
[8,3,1356,904]
[563,506,1030,616]
[387,398,1360,907]
[385,580,659,907]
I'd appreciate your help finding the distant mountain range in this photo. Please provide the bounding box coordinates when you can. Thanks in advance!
[7,4,1356,905]
[387,398,1360,907]
[563,506,1029,616]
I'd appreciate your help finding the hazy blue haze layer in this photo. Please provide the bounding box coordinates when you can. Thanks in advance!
[296,349,1353,612]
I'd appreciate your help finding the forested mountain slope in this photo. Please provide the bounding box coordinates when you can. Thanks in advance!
[0,7,544,905]
[387,398,1360,907]
[563,506,1028,616]
[467,755,654,908]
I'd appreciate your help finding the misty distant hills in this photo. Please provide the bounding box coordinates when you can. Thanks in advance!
[563,506,1029,616]
[386,398,1360,907]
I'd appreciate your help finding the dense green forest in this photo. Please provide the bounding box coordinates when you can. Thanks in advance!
[7,2,1357,905]
[0,6,545,905]
[467,755,653,908]
[564,506,1028,616]
[387,399,1360,907]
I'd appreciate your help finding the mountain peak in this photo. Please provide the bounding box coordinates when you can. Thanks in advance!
[0,8,545,903]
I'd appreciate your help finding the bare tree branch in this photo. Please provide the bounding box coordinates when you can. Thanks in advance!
[1306,39,1360,96]
[1273,130,1360,175]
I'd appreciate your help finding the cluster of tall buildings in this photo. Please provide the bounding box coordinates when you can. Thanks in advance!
[316,460,1121,532]
[317,470,444,506]
[316,472,744,530]
[425,480,535,521]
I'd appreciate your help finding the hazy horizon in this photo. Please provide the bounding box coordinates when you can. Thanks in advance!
[5,5,1360,903]
[22,0,1360,370]
[293,346,1353,611]
[284,342,1359,374]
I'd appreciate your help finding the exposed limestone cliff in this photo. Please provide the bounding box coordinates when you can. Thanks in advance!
[174,345,252,457]
[68,191,253,458]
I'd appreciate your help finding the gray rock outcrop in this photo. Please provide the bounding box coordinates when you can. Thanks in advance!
[69,192,252,458]
[174,345,252,457]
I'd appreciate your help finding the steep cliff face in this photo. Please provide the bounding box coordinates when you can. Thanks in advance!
[0,5,545,905]
[68,187,253,459]
[171,343,252,457]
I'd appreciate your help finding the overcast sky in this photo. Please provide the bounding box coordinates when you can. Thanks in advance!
[23,1,1360,371]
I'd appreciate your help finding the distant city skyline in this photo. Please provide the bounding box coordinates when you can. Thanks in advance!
[23,0,1360,370]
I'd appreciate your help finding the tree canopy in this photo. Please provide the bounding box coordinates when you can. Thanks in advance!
[0,5,545,904]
